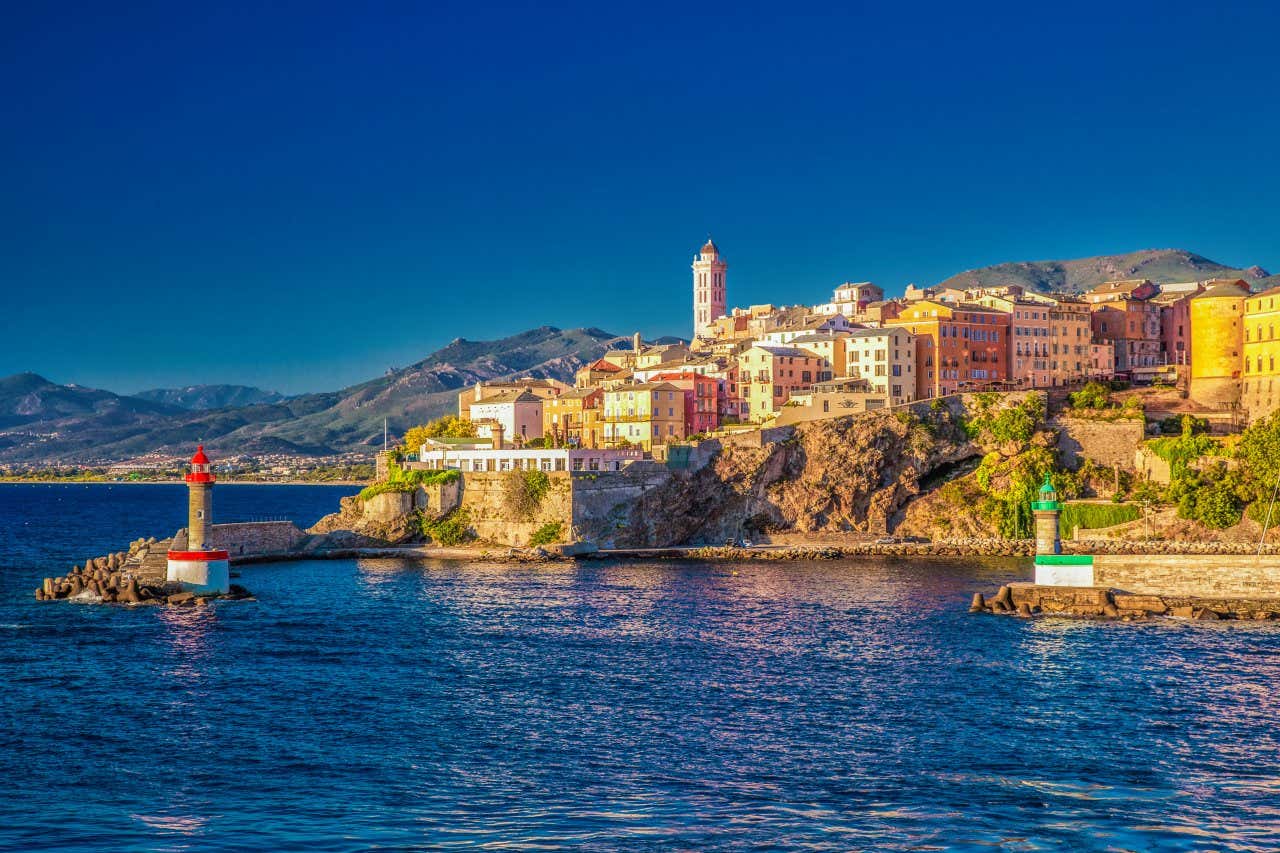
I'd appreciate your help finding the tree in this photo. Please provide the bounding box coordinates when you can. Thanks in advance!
[1236,412,1280,504]
[1069,381,1111,410]
[400,416,477,452]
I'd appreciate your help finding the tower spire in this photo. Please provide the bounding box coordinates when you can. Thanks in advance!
[692,236,727,339]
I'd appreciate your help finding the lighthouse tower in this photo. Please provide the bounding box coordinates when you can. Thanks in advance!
[166,445,230,594]
[1031,474,1062,556]
[692,237,727,339]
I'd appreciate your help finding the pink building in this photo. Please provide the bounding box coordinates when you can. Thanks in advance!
[652,371,721,434]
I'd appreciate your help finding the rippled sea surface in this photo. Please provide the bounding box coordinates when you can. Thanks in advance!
[4,484,1280,850]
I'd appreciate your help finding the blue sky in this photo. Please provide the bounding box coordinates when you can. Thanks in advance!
[4,1,1279,394]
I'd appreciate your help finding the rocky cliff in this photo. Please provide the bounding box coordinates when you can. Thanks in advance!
[611,401,983,546]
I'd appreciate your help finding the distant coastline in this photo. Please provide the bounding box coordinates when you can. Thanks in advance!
[0,479,365,487]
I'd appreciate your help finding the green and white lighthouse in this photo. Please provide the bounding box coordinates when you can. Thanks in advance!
[1031,474,1062,556]
[1030,474,1095,586]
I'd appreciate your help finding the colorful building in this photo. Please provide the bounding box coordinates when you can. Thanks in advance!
[1154,281,1204,368]
[468,390,545,444]
[790,332,848,380]
[843,327,917,405]
[1046,296,1094,386]
[735,344,825,421]
[1242,285,1280,421]
[1085,279,1159,305]
[813,282,885,317]
[542,387,603,448]
[885,300,1010,398]
[1090,300,1162,373]
[1188,279,1249,408]
[459,378,567,420]
[652,371,721,435]
[575,358,626,388]
[602,382,686,449]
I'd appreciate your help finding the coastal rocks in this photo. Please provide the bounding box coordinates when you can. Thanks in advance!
[972,583,1280,621]
[34,545,252,607]
[308,495,420,547]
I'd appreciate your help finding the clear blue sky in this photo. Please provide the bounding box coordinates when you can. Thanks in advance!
[4,1,1279,395]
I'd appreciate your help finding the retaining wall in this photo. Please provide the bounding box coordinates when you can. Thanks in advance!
[173,521,307,558]
[1094,554,1280,597]
[1053,415,1146,470]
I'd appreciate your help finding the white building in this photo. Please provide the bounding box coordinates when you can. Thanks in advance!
[417,446,644,473]
[845,327,917,405]
[468,390,544,443]
[813,282,885,317]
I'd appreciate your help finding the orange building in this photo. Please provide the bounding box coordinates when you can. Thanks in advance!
[542,388,603,448]
[735,344,825,421]
[886,300,1010,398]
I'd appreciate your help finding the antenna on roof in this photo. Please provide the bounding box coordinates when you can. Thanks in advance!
[383,418,388,453]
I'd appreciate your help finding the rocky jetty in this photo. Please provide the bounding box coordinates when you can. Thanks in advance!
[971,582,1280,621]
[33,538,252,607]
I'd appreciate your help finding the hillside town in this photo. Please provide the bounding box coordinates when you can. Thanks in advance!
[439,238,1265,460]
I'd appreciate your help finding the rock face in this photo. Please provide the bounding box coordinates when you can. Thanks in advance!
[613,404,977,546]
[309,493,422,546]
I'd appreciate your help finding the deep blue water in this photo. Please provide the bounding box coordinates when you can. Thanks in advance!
[4,485,1280,850]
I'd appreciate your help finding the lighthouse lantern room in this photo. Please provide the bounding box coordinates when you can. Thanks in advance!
[166,445,230,594]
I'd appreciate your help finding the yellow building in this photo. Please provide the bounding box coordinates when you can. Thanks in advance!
[1188,280,1248,408]
[542,388,602,448]
[601,382,685,449]
[1243,285,1280,422]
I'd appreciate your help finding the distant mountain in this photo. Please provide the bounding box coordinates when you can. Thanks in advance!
[938,249,1276,294]
[0,326,625,464]
[133,384,286,410]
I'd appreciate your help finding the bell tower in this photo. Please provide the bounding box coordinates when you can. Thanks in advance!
[692,237,727,339]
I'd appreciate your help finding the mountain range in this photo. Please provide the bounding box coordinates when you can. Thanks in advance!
[7,248,1279,465]
[133,385,287,410]
[937,248,1277,294]
[1,326,627,464]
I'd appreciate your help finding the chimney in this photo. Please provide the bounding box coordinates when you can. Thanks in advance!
[633,332,642,354]
[474,381,483,402]
[491,422,504,451]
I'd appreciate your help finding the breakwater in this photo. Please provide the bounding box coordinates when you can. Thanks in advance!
[32,538,252,606]
[973,582,1280,621]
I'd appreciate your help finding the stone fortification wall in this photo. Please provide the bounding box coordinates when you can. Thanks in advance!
[361,482,460,522]
[455,465,675,547]
[458,471,575,546]
[570,463,673,547]
[1093,554,1280,598]
[172,521,306,557]
[1052,415,1145,470]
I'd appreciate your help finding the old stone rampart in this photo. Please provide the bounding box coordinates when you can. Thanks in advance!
[172,521,306,557]
[1093,554,1280,598]
[1052,414,1146,470]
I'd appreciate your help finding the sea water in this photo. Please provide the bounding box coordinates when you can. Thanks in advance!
[3,483,1280,850]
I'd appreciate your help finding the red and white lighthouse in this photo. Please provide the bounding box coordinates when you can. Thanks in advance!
[167,445,230,594]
